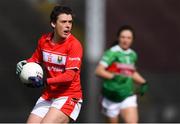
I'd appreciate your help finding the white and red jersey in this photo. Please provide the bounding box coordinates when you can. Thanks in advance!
[27,33,83,100]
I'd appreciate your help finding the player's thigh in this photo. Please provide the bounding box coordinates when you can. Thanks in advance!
[101,97,121,123]
[121,106,138,123]
[106,116,119,124]
[41,97,82,123]
[27,113,43,123]
[27,97,51,123]
[41,107,70,123]
[120,95,138,123]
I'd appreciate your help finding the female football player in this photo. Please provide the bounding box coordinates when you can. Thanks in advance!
[95,25,148,123]
[16,6,83,123]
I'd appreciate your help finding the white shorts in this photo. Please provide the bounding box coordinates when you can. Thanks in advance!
[31,96,82,121]
[102,95,137,118]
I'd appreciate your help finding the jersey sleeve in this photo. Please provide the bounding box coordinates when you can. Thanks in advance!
[27,38,43,63]
[132,51,138,71]
[47,70,76,84]
[99,49,116,68]
[65,41,83,70]
[133,51,138,63]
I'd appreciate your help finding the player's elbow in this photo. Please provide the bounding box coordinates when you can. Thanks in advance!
[95,67,99,76]
[95,65,103,77]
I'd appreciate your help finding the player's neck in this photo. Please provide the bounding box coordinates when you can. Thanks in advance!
[52,32,66,43]
[119,44,129,51]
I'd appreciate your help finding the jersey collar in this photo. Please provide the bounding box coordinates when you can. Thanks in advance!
[45,32,72,44]
[116,45,132,54]
[46,33,53,41]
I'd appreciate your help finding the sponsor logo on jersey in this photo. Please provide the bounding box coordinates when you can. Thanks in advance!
[42,51,67,65]
[47,65,64,72]
[107,62,135,77]
[68,57,81,61]
[115,62,135,70]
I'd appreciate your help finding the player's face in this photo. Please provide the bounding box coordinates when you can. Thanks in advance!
[54,13,73,39]
[118,30,133,50]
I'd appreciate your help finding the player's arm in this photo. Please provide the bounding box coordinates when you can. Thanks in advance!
[16,37,43,75]
[132,71,146,84]
[47,70,76,84]
[95,50,117,80]
[95,64,114,79]
[26,38,43,63]
[47,41,83,85]
[131,52,148,96]
[133,71,148,96]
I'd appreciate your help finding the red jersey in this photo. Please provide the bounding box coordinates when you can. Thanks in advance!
[27,33,83,100]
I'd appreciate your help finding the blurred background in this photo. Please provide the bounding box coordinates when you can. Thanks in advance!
[0,0,180,122]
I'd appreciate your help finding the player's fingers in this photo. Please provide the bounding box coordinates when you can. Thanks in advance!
[16,70,19,75]
[28,77,35,82]
[16,70,20,75]
[16,68,22,74]
[16,66,21,71]
[17,65,23,71]
[22,62,27,65]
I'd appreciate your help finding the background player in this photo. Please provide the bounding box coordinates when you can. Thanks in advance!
[16,6,83,123]
[95,25,148,123]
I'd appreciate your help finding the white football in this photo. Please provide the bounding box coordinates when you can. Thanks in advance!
[19,62,43,84]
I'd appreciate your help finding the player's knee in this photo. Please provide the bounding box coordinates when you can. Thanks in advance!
[27,114,43,123]
[40,110,70,123]
[40,117,69,123]
[107,116,119,123]
[57,116,70,123]
[124,116,138,123]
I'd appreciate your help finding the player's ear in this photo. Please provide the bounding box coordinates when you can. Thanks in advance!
[51,22,56,28]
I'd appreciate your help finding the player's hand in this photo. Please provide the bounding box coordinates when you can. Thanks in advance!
[16,60,27,75]
[28,76,44,88]
[136,82,148,96]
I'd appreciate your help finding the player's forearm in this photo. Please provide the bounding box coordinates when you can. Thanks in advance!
[95,64,114,79]
[132,71,146,84]
[97,71,114,79]
[47,70,76,84]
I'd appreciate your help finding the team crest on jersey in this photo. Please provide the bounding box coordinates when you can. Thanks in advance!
[57,56,63,63]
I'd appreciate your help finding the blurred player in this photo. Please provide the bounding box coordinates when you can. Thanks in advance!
[16,6,83,123]
[95,25,148,123]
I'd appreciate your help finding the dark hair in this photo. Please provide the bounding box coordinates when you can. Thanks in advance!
[117,25,135,38]
[110,25,135,47]
[50,5,74,23]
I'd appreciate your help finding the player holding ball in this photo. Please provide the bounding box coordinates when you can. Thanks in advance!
[95,25,148,123]
[16,6,83,123]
